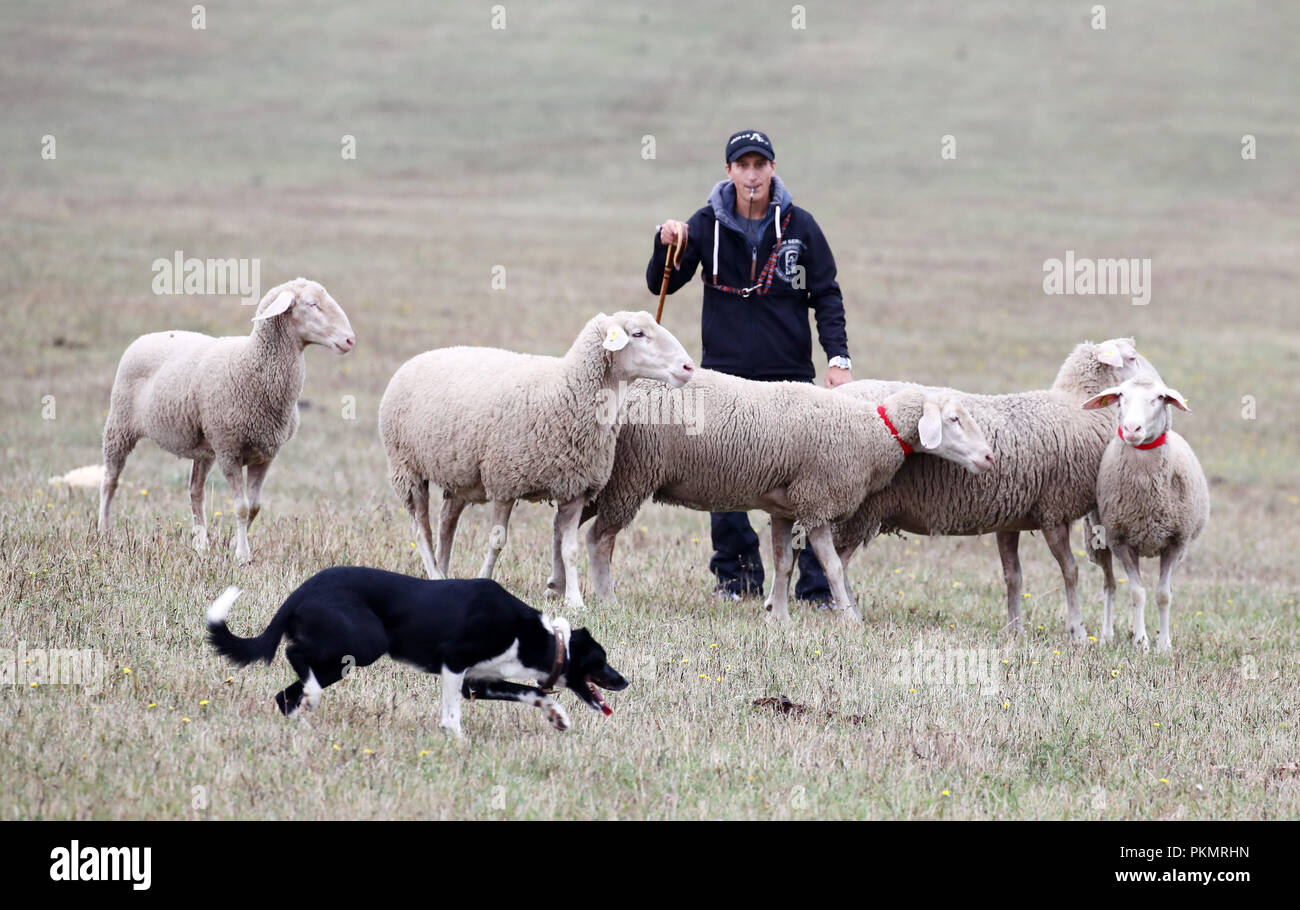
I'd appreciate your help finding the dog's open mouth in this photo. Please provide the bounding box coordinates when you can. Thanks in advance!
[587,678,613,715]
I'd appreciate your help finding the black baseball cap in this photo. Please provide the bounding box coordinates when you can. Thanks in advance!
[725,129,775,163]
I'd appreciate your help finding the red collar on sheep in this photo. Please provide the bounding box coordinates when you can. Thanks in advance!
[1119,426,1167,449]
[877,405,914,455]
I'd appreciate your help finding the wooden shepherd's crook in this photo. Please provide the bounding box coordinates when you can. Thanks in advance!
[655,232,685,324]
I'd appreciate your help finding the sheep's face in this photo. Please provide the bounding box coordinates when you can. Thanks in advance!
[919,394,994,475]
[1081,374,1189,447]
[253,278,356,354]
[600,311,695,388]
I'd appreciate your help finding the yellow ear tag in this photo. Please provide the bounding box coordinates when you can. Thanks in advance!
[603,326,629,351]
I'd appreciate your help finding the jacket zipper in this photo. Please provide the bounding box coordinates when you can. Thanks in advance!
[750,250,757,282]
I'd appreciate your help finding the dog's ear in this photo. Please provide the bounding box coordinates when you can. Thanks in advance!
[568,628,598,663]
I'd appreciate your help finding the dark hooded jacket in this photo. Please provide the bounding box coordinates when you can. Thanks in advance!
[646,175,849,381]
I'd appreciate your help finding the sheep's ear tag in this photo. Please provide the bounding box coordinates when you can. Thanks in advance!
[1081,389,1119,410]
[1098,347,1123,367]
[253,289,295,322]
[603,326,629,351]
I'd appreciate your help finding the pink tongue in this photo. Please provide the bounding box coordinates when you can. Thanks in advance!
[589,683,613,715]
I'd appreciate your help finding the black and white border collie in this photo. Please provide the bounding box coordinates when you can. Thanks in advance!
[206,566,628,736]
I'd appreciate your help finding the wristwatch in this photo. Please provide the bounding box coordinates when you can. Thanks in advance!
[828,356,852,371]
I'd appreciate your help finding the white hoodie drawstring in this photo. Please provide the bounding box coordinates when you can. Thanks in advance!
[712,220,720,279]
[775,204,782,241]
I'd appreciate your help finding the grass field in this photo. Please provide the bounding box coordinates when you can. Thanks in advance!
[2,1,1298,819]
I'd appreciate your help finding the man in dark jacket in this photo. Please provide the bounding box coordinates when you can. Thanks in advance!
[646,129,853,604]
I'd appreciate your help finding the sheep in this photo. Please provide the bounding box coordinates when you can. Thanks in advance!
[98,277,355,563]
[580,369,994,623]
[377,311,695,607]
[1080,374,1209,652]
[831,338,1158,642]
[49,464,107,490]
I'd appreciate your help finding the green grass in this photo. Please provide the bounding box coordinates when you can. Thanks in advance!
[1,0,1298,819]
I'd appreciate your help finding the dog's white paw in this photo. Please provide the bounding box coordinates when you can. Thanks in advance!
[544,700,571,731]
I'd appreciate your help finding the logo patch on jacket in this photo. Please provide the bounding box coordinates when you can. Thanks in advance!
[773,238,806,284]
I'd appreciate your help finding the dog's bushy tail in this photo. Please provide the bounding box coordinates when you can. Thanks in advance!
[206,586,290,666]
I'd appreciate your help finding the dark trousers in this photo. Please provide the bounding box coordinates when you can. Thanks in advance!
[708,511,831,600]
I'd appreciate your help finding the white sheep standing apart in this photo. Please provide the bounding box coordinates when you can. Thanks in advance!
[581,370,994,623]
[377,311,695,607]
[1081,374,1209,652]
[832,338,1158,642]
[99,278,355,563]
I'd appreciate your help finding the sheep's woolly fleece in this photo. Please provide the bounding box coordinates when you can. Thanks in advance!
[102,278,351,470]
[379,312,659,509]
[593,368,927,531]
[832,339,1146,546]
